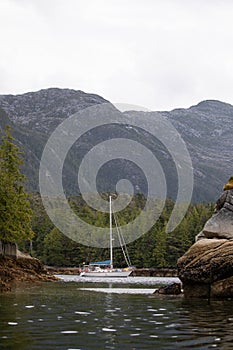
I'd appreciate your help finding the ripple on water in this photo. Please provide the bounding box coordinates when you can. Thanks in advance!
[1,279,232,350]
[61,331,78,334]
[152,314,164,317]
[165,323,178,328]
[102,328,117,332]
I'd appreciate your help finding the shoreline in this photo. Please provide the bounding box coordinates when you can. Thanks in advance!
[0,256,58,292]
[1,256,177,293]
[46,266,178,277]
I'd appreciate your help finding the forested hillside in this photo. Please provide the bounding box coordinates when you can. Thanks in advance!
[24,194,214,268]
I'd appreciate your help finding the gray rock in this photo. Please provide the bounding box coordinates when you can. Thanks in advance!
[196,189,233,240]
[202,208,233,239]
[214,189,233,212]
[154,282,182,295]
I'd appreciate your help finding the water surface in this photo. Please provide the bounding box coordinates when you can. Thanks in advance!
[0,276,232,349]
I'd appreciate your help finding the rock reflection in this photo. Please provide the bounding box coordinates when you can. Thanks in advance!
[176,300,233,349]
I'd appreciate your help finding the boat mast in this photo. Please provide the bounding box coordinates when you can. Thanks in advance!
[109,195,113,269]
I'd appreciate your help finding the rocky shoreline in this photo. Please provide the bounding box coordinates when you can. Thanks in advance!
[178,182,233,299]
[178,238,233,298]
[0,257,178,293]
[0,256,58,292]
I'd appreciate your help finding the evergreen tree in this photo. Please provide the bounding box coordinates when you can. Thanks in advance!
[152,225,167,267]
[0,126,33,243]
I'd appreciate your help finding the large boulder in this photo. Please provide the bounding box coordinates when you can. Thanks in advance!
[177,239,233,298]
[178,182,233,299]
[201,208,233,239]
[196,189,233,241]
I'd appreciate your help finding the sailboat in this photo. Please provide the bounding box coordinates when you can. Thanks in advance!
[80,196,133,277]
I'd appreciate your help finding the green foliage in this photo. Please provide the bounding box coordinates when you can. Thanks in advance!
[0,126,34,242]
[44,228,77,266]
[29,193,214,268]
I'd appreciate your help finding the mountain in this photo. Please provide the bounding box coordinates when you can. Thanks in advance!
[167,99,233,201]
[0,88,108,193]
[126,99,233,202]
[0,88,108,133]
[0,88,232,202]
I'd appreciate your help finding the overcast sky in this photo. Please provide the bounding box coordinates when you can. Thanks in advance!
[1,0,233,111]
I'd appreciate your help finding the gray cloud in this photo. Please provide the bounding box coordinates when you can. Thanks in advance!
[1,0,233,110]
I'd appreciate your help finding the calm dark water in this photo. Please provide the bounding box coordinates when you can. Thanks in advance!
[0,276,233,350]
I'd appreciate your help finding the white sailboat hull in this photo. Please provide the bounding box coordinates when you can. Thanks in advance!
[80,270,132,278]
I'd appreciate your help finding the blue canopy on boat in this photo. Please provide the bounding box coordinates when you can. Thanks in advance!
[89,260,111,266]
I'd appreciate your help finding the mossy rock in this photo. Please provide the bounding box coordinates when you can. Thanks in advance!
[223,176,233,191]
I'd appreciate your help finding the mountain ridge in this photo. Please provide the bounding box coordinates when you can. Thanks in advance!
[0,88,232,202]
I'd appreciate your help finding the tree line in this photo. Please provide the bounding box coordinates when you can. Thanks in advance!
[29,194,213,268]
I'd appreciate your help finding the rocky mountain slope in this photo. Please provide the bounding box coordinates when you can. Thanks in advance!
[126,100,233,201]
[0,88,232,202]
[0,88,107,133]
